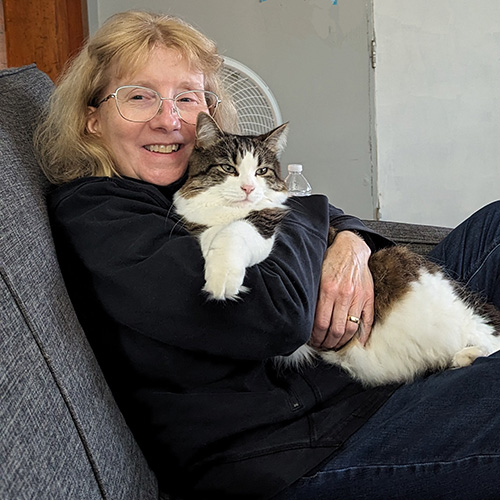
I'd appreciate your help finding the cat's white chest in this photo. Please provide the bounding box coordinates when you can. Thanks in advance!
[174,189,287,227]
[175,191,255,226]
[173,186,288,301]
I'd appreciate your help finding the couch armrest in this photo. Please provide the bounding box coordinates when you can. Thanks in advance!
[363,220,452,256]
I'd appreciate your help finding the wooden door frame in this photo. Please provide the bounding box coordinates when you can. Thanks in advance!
[0,0,88,82]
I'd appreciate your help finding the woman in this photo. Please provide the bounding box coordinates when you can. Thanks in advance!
[37,10,500,500]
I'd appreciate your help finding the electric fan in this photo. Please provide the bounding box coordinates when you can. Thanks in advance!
[220,56,283,135]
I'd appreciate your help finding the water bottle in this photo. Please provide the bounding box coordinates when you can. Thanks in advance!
[284,164,312,196]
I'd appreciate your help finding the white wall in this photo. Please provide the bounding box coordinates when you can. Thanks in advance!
[89,0,378,219]
[374,0,500,227]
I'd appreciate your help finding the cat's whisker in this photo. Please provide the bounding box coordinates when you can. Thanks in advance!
[167,217,185,237]
[165,207,198,239]
[165,205,185,236]
[166,203,176,220]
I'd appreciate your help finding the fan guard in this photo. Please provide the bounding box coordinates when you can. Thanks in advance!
[220,56,283,135]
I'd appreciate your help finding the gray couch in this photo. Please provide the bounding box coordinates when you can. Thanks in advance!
[0,64,451,499]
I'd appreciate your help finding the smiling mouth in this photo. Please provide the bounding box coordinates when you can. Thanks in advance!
[144,144,180,154]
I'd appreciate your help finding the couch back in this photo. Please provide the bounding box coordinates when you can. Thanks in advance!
[363,220,451,256]
[0,65,159,499]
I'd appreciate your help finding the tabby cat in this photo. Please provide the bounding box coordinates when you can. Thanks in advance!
[174,113,500,387]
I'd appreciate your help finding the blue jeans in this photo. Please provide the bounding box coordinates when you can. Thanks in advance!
[274,201,500,500]
[429,201,500,309]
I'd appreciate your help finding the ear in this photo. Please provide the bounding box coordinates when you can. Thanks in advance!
[195,112,224,149]
[262,122,288,157]
[86,106,102,136]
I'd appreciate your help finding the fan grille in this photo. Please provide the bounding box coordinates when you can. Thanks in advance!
[221,58,282,135]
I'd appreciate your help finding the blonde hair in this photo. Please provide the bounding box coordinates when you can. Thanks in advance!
[36,10,238,184]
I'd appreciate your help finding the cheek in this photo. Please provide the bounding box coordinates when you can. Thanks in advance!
[183,126,197,151]
[106,118,143,155]
[103,130,133,165]
[96,112,128,146]
[100,123,143,177]
[182,142,195,161]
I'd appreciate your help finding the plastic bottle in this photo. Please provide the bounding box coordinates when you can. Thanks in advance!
[284,164,312,196]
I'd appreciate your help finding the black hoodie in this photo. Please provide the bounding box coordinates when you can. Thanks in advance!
[48,175,396,499]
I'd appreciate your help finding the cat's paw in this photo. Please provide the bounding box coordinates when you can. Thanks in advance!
[451,346,486,368]
[202,265,250,301]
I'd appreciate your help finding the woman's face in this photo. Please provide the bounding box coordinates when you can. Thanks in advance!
[87,46,206,185]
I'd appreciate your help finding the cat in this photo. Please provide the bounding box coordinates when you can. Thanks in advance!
[174,112,500,387]
[174,112,290,301]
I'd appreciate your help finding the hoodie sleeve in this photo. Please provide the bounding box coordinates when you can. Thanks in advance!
[328,203,393,251]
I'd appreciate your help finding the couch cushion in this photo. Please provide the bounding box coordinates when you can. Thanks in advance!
[363,219,452,255]
[0,65,158,499]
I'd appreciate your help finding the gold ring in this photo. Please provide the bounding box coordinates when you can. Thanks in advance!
[347,315,360,324]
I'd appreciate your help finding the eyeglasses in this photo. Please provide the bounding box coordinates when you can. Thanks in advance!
[96,85,221,124]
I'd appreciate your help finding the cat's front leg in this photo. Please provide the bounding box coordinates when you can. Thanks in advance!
[199,221,275,300]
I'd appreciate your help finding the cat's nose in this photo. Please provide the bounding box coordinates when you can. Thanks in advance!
[241,184,255,195]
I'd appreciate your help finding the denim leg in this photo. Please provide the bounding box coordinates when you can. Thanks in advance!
[428,200,500,308]
[273,351,500,500]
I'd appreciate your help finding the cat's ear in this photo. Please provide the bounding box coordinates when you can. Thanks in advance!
[262,122,289,157]
[195,112,224,149]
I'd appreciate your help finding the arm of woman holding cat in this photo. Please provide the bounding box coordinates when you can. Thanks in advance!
[313,230,375,349]
[48,180,333,360]
[312,202,392,350]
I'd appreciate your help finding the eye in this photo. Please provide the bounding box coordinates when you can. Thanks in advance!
[256,167,268,176]
[219,164,237,174]
[176,92,199,104]
[120,87,157,104]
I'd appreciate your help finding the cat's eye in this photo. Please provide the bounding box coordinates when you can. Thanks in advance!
[220,164,237,174]
[256,167,269,176]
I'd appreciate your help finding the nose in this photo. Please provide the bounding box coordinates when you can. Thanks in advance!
[153,99,181,129]
[241,184,255,195]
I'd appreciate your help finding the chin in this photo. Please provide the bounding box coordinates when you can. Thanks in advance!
[143,167,187,186]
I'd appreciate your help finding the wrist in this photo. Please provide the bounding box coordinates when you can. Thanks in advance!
[335,230,372,260]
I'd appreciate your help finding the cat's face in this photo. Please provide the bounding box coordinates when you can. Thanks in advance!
[179,113,288,208]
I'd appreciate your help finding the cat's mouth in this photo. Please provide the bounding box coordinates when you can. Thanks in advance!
[144,144,181,154]
[232,195,260,206]
[233,199,253,206]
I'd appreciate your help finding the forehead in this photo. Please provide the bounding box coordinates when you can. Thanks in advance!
[109,46,205,90]
[239,150,260,173]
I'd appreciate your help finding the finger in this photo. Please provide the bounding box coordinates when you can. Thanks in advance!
[312,275,341,346]
[322,301,365,350]
[321,300,354,349]
[311,298,333,347]
[345,313,362,335]
[335,312,362,348]
[325,318,360,350]
[359,323,371,345]
[358,305,373,345]
[318,309,369,350]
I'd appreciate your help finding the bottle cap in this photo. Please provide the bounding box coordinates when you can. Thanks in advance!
[287,163,303,173]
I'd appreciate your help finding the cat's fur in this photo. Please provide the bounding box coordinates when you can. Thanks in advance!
[174,113,289,300]
[174,113,500,387]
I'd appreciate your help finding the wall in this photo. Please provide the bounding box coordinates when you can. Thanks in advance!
[90,0,378,219]
[374,1,500,227]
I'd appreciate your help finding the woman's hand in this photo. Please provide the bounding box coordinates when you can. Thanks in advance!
[311,230,374,350]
